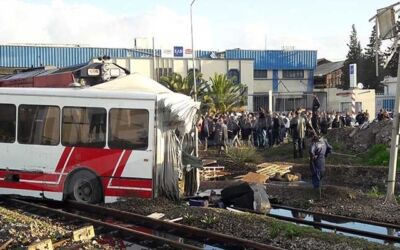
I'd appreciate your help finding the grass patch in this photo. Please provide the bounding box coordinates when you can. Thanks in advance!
[225,147,262,165]
[366,186,382,198]
[361,144,390,166]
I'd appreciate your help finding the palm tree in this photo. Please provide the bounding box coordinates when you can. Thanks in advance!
[204,73,247,113]
[159,72,207,99]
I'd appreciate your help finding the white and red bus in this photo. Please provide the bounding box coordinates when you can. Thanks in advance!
[0,76,199,203]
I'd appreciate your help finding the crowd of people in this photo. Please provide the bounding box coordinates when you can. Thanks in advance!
[198,100,372,155]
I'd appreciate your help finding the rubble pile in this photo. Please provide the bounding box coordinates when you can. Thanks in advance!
[328,120,392,152]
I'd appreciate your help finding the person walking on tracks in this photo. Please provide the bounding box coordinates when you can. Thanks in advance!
[309,132,332,199]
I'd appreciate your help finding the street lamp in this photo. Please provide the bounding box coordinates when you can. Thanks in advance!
[190,0,199,157]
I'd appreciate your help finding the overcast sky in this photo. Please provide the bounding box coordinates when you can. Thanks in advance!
[0,0,396,61]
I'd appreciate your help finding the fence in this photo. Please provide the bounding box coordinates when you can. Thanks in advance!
[252,92,327,113]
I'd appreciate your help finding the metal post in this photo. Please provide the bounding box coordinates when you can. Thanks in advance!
[190,0,198,157]
[152,37,156,81]
[385,50,400,204]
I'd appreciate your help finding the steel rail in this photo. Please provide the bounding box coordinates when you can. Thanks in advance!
[66,200,281,250]
[228,206,400,243]
[272,204,400,230]
[7,198,202,250]
[267,213,400,243]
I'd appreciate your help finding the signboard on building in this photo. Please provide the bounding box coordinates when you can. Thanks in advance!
[173,46,184,57]
[349,64,357,88]
[161,46,192,58]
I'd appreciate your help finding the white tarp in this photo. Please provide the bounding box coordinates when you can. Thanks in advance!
[92,73,199,133]
[92,73,200,199]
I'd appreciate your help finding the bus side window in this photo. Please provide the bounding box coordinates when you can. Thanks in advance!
[62,107,106,148]
[18,105,60,145]
[0,104,16,143]
[108,108,149,150]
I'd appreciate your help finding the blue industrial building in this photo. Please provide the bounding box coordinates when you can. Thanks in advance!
[0,44,317,111]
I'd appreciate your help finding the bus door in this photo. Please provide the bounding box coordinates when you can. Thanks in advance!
[106,106,154,198]
[6,105,64,196]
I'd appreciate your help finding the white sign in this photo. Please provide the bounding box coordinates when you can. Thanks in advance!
[377,8,396,40]
[349,64,357,88]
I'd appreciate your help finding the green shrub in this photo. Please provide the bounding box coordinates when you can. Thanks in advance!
[225,147,260,164]
[362,144,390,166]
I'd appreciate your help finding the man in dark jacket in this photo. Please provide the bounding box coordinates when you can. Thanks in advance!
[214,118,228,155]
[309,133,332,199]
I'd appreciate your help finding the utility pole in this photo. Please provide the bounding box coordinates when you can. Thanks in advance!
[370,3,400,204]
[190,0,199,157]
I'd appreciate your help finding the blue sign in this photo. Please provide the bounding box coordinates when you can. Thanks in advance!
[173,46,184,57]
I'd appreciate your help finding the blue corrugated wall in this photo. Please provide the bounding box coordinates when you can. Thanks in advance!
[0,45,163,68]
[0,45,220,68]
[224,50,317,70]
[0,46,317,71]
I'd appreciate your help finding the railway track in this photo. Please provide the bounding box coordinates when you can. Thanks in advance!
[268,204,400,245]
[2,197,281,250]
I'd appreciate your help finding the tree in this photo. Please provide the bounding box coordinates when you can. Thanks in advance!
[203,73,247,113]
[342,24,364,89]
[363,25,384,91]
[159,72,207,99]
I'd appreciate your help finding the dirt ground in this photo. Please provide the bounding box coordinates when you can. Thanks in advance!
[0,202,116,249]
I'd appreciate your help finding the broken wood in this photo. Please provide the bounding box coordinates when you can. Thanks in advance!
[27,239,53,250]
[164,217,183,223]
[0,239,13,250]
[241,172,268,184]
[52,239,69,248]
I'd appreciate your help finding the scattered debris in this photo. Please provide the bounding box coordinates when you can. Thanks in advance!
[200,166,228,180]
[27,239,53,250]
[164,217,183,223]
[189,199,209,207]
[72,225,95,242]
[147,212,165,220]
[221,182,271,214]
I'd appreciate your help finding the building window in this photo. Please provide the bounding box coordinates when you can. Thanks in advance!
[254,70,268,79]
[156,68,173,80]
[228,69,240,84]
[282,70,304,79]
[62,107,106,148]
[0,104,16,143]
[253,95,270,112]
[18,105,60,145]
[108,108,149,150]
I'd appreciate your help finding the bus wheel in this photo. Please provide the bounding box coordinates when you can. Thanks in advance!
[67,170,102,204]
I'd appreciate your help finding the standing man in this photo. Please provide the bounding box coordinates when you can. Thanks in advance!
[291,108,306,158]
[311,93,321,134]
[309,133,332,199]
[214,118,228,155]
